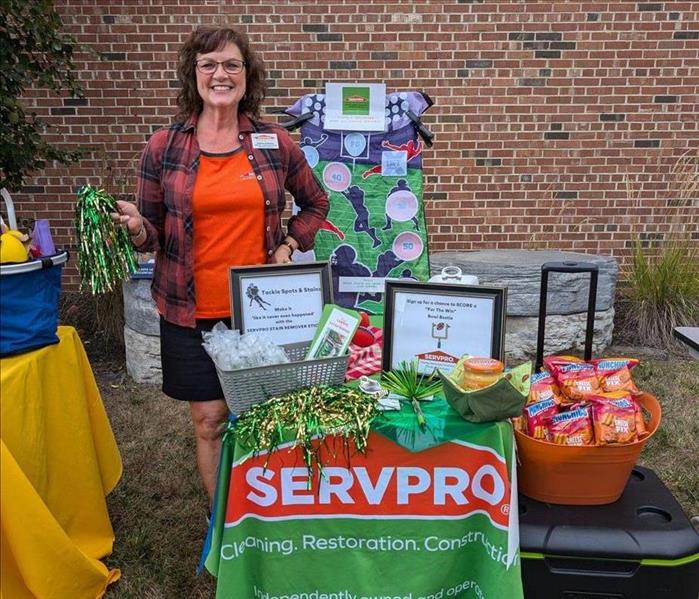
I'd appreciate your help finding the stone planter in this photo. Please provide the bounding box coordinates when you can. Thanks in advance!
[123,250,619,382]
[122,278,161,384]
[430,250,618,363]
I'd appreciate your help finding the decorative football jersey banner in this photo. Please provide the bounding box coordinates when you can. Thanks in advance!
[285,91,433,314]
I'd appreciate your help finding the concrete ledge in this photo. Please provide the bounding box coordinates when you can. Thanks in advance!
[122,278,159,336]
[431,249,618,361]
[124,325,162,384]
[122,250,619,380]
[505,307,615,363]
[431,250,618,316]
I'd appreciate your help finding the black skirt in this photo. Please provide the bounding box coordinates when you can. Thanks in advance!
[159,316,231,402]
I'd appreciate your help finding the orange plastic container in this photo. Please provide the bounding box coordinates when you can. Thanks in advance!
[515,393,661,505]
[460,356,504,390]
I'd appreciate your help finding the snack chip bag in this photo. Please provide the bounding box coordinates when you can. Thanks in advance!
[547,406,594,446]
[590,396,639,445]
[593,358,640,394]
[511,415,527,434]
[527,369,564,405]
[634,400,650,440]
[550,354,583,362]
[544,356,600,401]
[574,390,630,405]
[524,398,558,441]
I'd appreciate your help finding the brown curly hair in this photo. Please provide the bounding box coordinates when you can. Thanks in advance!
[175,26,267,121]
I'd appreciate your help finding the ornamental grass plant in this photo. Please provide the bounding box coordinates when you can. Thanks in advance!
[60,287,125,358]
[616,150,699,350]
[617,236,699,350]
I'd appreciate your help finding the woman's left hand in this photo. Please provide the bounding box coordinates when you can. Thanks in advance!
[271,244,293,264]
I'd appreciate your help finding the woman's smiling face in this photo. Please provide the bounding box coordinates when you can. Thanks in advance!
[195,42,246,113]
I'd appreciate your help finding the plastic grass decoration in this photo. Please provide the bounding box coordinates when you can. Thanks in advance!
[75,185,138,294]
[381,361,442,429]
[233,385,379,487]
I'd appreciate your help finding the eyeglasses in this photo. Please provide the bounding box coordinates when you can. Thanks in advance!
[195,58,246,75]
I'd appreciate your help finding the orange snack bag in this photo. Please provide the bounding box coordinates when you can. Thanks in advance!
[524,398,558,441]
[634,401,649,440]
[580,390,631,403]
[590,397,639,445]
[547,406,594,446]
[511,416,527,434]
[545,357,600,401]
[549,354,583,363]
[593,358,640,394]
[528,369,564,405]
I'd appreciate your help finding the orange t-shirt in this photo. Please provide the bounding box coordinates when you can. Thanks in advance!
[192,148,266,318]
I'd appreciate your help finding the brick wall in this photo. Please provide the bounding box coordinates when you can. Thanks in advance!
[13,1,699,290]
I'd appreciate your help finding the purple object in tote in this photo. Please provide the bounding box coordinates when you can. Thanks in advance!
[32,220,56,256]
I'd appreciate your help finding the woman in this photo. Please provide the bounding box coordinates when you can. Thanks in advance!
[114,26,329,505]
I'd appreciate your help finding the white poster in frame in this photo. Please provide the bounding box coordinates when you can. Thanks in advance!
[382,281,507,374]
[324,82,387,132]
[229,262,333,346]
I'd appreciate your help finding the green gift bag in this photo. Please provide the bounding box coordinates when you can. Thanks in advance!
[438,360,531,423]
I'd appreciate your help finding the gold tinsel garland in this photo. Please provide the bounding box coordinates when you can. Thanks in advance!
[231,385,379,487]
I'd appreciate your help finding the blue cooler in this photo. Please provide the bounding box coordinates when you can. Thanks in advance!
[519,466,699,599]
[0,251,68,357]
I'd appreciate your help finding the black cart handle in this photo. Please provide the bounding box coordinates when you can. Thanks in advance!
[279,112,314,132]
[535,261,599,372]
[406,110,434,147]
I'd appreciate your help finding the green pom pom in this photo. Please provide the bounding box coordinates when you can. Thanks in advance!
[75,185,138,294]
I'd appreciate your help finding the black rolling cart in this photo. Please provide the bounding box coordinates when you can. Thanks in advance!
[519,466,699,599]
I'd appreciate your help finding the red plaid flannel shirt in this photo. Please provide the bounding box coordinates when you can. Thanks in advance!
[134,113,329,327]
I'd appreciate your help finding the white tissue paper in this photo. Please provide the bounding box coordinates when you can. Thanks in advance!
[202,322,290,371]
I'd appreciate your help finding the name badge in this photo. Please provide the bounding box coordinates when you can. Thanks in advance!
[251,133,279,149]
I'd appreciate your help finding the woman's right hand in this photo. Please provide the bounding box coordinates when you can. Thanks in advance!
[111,200,144,236]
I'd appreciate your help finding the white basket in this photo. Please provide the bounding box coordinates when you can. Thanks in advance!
[216,341,350,414]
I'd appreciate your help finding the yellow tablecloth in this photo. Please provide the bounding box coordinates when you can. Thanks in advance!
[1,326,122,599]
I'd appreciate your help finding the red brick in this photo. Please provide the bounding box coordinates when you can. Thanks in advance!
[8,0,696,290]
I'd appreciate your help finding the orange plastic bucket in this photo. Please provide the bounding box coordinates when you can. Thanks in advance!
[515,393,662,505]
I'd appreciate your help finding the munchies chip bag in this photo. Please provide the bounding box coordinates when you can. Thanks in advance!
[593,358,640,394]
[547,406,594,446]
[634,400,649,440]
[527,369,564,405]
[524,398,558,441]
[511,415,527,434]
[590,396,641,445]
[544,356,601,402]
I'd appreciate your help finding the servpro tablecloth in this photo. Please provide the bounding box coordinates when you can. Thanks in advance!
[204,398,523,598]
[1,326,122,598]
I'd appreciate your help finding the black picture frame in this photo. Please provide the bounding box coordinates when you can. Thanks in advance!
[229,262,333,344]
[382,280,507,372]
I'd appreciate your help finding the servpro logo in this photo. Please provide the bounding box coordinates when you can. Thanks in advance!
[225,432,510,529]
[416,350,458,363]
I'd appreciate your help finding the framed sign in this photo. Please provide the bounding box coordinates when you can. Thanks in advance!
[229,262,333,346]
[382,281,507,374]
[324,82,387,131]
